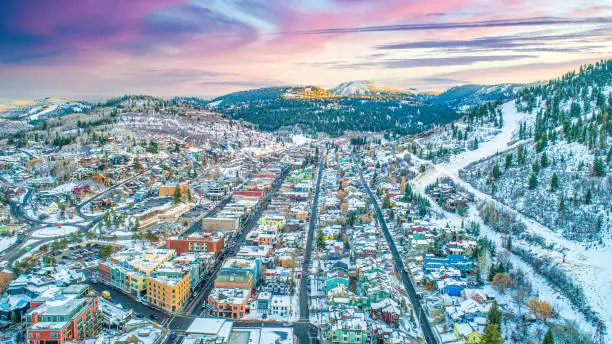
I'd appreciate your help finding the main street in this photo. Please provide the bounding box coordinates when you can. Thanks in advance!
[295,151,325,344]
[178,167,289,316]
[354,155,438,344]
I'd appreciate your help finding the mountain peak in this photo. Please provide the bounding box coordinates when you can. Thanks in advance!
[330,80,411,96]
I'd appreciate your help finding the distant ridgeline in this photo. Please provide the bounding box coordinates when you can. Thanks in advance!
[207,84,459,137]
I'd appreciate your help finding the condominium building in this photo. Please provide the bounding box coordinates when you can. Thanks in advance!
[26,294,102,344]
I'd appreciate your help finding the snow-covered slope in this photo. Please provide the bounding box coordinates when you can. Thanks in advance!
[412,100,611,341]
[330,80,412,96]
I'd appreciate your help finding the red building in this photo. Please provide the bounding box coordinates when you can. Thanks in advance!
[234,190,265,198]
[166,232,225,256]
[26,296,102,344]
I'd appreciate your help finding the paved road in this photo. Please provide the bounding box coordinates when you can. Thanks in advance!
[181,197,232,237]
[89,281,171,324]
[179,167,289,316]
[354,155,438,344]
[295,152,325,344]
[299,153,324,321]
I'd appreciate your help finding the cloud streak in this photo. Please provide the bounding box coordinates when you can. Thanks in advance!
[293,16,612,35]
[321,54,536,70]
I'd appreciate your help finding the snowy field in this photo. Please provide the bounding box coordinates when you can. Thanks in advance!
[31,225,79,238]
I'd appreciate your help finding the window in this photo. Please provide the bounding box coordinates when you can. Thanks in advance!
[50,333,58,338]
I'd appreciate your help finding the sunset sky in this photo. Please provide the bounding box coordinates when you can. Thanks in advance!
[1,0,611,99]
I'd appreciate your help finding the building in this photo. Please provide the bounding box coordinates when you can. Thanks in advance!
[158,183,189,197]
[220,258,261,288]
[214,270,254,289]
[166,232,225,256]
[270,296,291,317]
[207,288,251,319]
[201,217,240,232]
[25,295,102,344]
[98,248,175,298]
[329,317,368,344]
[184,318,233,343]
[146,270,190,313]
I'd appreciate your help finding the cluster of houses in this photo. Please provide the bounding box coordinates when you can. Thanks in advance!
[307,149,422,344]
[426,182,471,213]
[359,141,498,344]
[205,162,318,322]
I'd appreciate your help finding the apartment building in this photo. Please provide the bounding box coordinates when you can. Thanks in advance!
[166,232,225,256]
[26,294,102,344]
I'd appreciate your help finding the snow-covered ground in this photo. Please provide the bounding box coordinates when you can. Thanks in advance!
[410,100,611,340]
[0,236,16,252]
[31,225,79,238]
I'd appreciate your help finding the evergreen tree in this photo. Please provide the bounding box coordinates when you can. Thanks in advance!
[482,323,503,344]
[517,145,526,164]
[382,194,391,209]
[504,154,512,169]
[592,157,606,176]
[491,163,501,180]
[550,173,559,191]
[404,183,413,202]
[585,188,592,204]
[559,195,565,211]
[532,162,540,174]
[528,173,538,189]
[542,328,554,344]
[173,187,182,204]
[540,152,548,168]
[487,301,502,328]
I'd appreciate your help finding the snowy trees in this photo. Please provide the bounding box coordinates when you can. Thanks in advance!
[528,173,538,190]
[504,154,512,169]
[528,299,554,322]
[482,324,503,344]
[542,328,554,344]
[550,173,559,191]
[592,156,605,176]
[483,301,504,344]
[173,187,182,204]
[492,273,512,294]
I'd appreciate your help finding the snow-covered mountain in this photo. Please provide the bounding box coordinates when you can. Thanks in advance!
[0,97,89,122]
[330,80,412,96]
[419,84,523,112]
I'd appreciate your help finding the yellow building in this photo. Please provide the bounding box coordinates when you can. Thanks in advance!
[146,272,191,313]
[105,248,176,296]
[158,183,189,197]
[258,215,286,229]
[454,323,482,344]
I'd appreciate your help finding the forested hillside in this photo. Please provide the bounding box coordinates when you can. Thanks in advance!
[208,86,459,136]
[462,60,612,241]
[419,84,522,112]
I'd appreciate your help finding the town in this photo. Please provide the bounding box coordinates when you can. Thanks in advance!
[2,95,603,344]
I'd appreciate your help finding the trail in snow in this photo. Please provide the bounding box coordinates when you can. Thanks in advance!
[411,100,610,338]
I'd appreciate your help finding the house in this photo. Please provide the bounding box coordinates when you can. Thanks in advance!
[270,296,291,317]
[329,316,368,344]
[423,254,472,273]
[454,322,482,344]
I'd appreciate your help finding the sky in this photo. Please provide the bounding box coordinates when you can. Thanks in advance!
[1,0,611,100]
